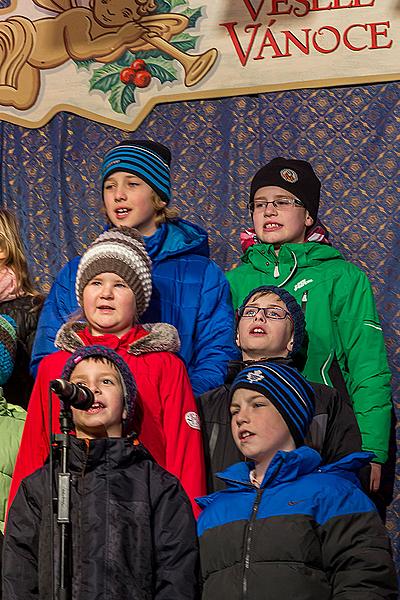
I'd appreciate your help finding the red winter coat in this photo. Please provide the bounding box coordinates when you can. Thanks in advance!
[9,322,205,517]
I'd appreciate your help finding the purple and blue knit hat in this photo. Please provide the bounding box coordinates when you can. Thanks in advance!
[101,140,171,204]
[62,345,137,433]
[237,285,305,357]
[229,362,315,447]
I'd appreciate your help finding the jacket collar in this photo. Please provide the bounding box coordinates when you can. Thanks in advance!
[55,321,180,355]
[215,447,373,489]
[144,218,209,261]
[63,436,152,474]
[216,446,322,489]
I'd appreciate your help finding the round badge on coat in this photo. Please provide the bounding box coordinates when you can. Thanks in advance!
[185,411,201,430]
[280,168,298,183]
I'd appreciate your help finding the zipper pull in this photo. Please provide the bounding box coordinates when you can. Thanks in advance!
[301,290,308,312]
[273,263,280,278]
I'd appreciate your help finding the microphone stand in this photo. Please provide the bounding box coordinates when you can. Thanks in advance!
[51,396,75,600]
[49,379,93,599]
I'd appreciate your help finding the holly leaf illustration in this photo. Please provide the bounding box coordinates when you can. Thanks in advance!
[90,63,122,93]
[146,56,178,83]
[155,0,171,12]
[170,0,186,7]
[74,59,94,70]
[181,6,202,28]
[135,49,172,61]
[109,83,136,114]
[171,32,198,52]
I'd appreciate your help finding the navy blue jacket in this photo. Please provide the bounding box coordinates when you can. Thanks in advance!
[197,448,397,600]
[4,437,199,599]
[31,219,238,395]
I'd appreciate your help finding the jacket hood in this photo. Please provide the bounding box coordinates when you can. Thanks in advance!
[144,218,210,261]
[55,321,180,355]
[196,448,372,509]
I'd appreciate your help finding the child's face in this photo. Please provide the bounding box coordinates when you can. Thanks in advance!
[92,0,141,27]
[103,172,158,236]
[83,272,136,337]
[236,292,294,361]
[252,185,313,247]
[230,388,295,468]
[70,358,126,439]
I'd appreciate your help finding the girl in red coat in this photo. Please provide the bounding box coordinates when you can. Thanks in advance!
[9,226,205,516]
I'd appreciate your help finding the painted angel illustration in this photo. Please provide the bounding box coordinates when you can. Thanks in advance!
[0,0,217,110]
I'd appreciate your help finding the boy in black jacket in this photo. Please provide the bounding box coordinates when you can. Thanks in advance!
[198,285,362,492]
[3,346,199,600]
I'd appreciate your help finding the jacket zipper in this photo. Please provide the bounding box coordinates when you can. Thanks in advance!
[242,487,263,598]
[74,441,90,599]
[241,460,283,599]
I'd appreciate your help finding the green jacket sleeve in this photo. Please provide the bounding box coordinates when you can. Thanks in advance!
[333,265,392,463]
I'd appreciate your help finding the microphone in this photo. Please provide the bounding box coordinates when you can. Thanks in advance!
[50,379,95,410]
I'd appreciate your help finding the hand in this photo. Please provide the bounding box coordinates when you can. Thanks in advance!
[369,462,381,492]
[120,22,143,44]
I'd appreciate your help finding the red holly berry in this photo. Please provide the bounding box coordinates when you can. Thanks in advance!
[133,70,151,88]
[131,59,146,72]
[120,68,135,85]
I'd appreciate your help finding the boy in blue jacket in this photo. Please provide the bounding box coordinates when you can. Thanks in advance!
[4,345,199,600]
[31,140,237,395]
[197,362,397,600]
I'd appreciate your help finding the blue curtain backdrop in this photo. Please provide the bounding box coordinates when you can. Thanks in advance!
[0,81,399,557]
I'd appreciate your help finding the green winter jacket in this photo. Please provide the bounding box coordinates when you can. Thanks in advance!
[0,392,26,532]
[227,242,392,463]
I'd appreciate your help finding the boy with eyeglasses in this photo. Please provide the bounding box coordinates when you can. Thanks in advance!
[198,285,362,493]
[226,158,392,492]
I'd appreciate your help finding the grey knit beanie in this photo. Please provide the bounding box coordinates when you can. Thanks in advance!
[75,227,152,317]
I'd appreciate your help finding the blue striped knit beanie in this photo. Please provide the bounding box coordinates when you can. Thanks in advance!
[229,362,315,447]
[62,345,137,433]
[0,314,17,386]
[237,286,305,357]
[101,140,171,204]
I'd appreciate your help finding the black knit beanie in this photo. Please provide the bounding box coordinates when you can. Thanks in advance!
[250,157,321,221]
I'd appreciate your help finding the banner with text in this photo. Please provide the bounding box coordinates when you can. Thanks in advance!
[0,0,397,130]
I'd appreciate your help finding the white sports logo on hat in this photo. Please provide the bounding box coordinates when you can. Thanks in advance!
[280,168,298,183]
[246,370,264,383]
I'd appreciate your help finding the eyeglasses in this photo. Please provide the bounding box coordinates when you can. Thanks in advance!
[249,198,304,212]
[239,305,293,322]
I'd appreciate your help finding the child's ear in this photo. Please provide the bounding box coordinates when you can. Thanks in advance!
[122,407,128,420]
[286,336,294,353]
[305,211,314,227]
[235,329,241,348]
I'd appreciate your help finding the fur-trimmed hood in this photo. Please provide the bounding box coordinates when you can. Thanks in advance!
[55,321,181,356]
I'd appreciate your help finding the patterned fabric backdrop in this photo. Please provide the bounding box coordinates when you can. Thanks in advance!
[0,81,399,561]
